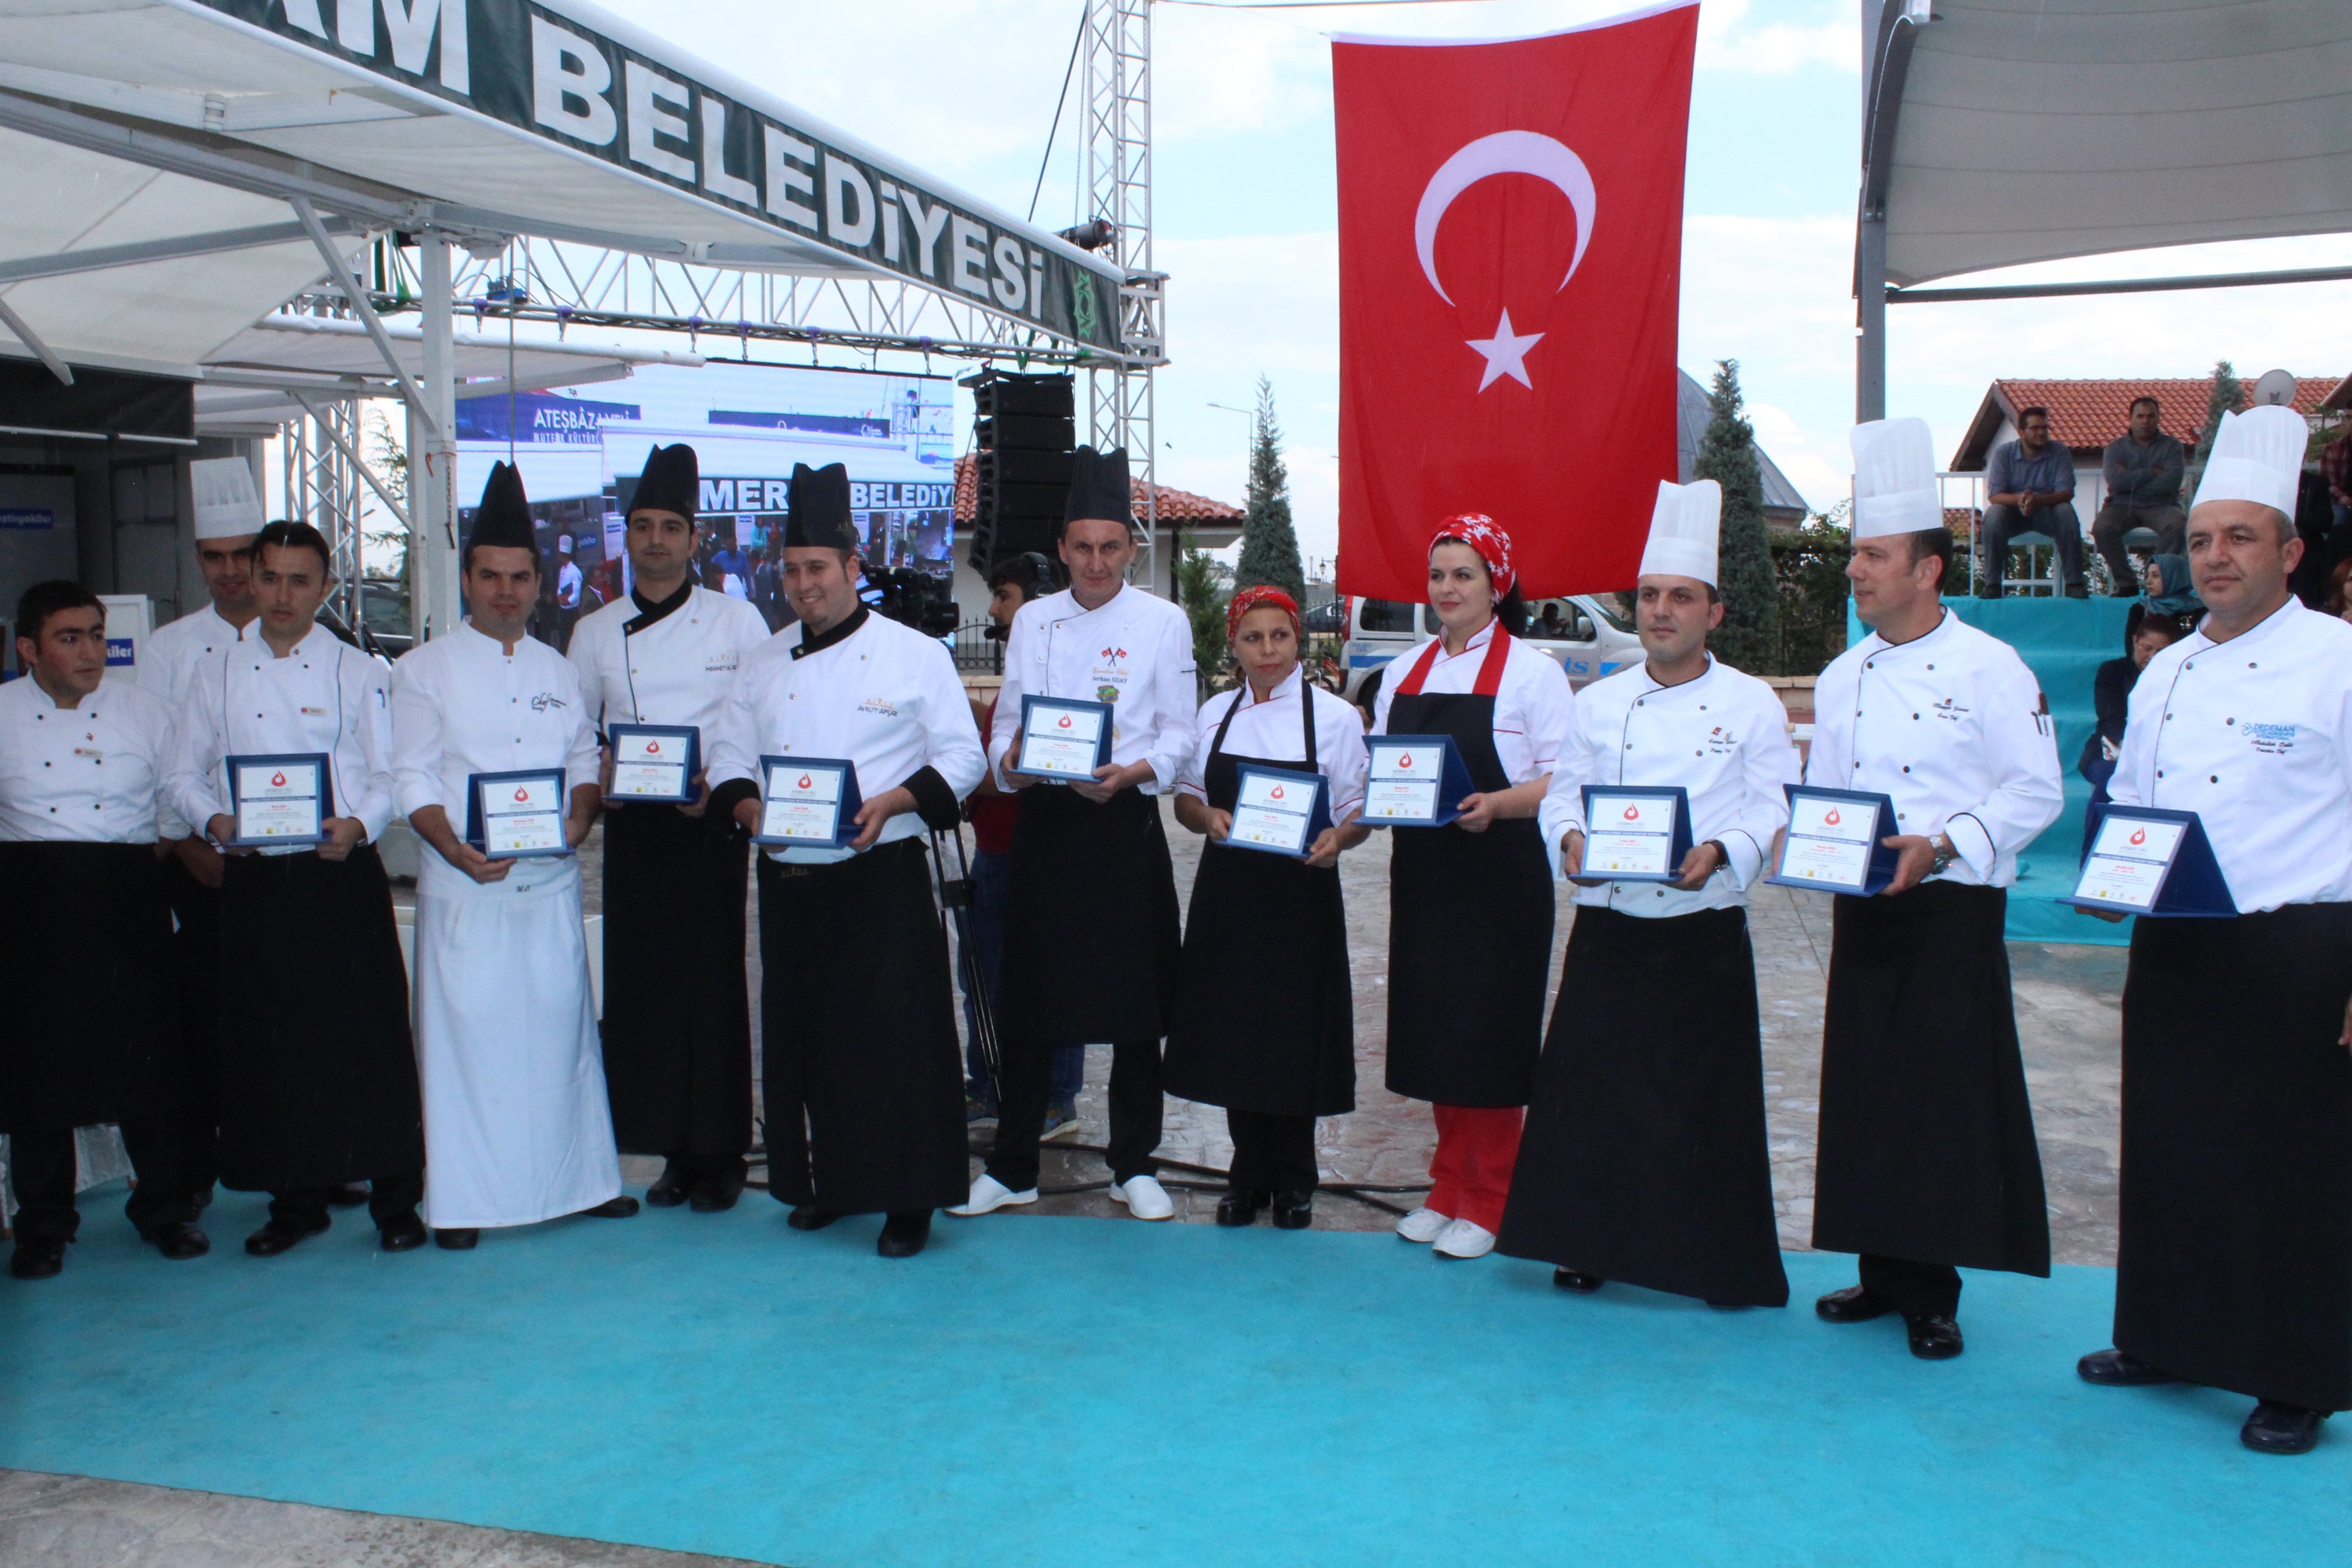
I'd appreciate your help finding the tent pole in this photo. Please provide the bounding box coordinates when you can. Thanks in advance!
[1856,214,1886,424]
[413,233,461,644]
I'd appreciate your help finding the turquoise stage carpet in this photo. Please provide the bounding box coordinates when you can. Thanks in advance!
[3,1186,2344,1567]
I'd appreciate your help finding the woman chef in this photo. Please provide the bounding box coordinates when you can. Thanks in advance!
[1371,518,1572,1260]
[1164,587,1370,1229]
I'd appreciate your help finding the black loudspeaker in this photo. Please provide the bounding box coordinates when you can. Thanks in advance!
[965,370,1076,572]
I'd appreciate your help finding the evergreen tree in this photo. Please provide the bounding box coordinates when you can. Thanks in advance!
[1692,359,1781,672]
[2187,358,2246,497]
[1173,531,1230,693]
[1235,375,1306,603]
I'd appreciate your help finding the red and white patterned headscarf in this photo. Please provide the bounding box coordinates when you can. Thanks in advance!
[1226,583,1301,642]
[1428,514,1515,600]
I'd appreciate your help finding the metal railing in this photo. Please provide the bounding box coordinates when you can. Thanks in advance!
[951,621,1005,674]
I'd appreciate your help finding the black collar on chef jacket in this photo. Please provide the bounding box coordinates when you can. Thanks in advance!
[791,604,868,660]
[623,578,695,637]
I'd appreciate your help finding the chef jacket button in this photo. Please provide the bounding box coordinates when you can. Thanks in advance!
[1912,713,1918,720]
[2225,718,2233,725]
[42,761,48,767]
[2210,775,2218,783]
[1927,664,1934,670]
[1903,765,1910,772]
[1637,699,1644,706]
[1897,813,1906,821]
[2157,770,2164,777]
[1695,750,1702,756]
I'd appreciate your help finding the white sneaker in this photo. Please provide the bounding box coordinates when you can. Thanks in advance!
[1395,1207,1452,1244]
[1109,1173,1175,1220]
[1433,1218,1497,1259]
[947,1174,1038,1217]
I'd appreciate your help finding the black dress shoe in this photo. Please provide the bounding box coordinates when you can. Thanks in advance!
[689,1175,743,1213]
[1906,1314,1964,1360]
[2077,1348,2180,1386]
[9,1241,65,1280]
[644,1164,692,1208]
[434,1227,480,1250]
[1271,1190,1313,1230]
[1553,1268,1605,1293]
[325,1183,371,1209]
[2242,1401,2326,1456]
[1815,1285,1897,1323]
[378,1211,429,1252]
[1215,1188,1264,1227]
[877,1210,931,1258]
[786,1204,839,1231]
[244,1215,331,1257]
[148,1221,210,1261]
[581,1196,640,1219]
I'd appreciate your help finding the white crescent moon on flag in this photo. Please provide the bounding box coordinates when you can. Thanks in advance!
[1414,131,1597,307]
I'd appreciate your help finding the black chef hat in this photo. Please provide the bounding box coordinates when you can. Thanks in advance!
[783,462,858,553]
[469,461,538,555]
[1062,445,1134,533]
[631,443,699,523]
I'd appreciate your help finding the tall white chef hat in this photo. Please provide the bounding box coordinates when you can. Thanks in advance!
[1637,478,1720,587]
[190,457,264,540]
[2191,404,2305,519]
[1848,417,1942,540]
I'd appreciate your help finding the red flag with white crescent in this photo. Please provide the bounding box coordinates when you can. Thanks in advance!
[1334,3,1697,601]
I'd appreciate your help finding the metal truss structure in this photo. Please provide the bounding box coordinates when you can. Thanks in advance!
[1082,0,1166,589]
[276,393,371,631]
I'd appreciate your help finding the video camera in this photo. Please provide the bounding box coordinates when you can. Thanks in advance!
[866,566,961,638]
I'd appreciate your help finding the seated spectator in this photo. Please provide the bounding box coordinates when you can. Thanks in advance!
[2140,553,2201,619]
[1978,406,2087,598]
[2089,396,2187,593]
[2079,608,2189,854]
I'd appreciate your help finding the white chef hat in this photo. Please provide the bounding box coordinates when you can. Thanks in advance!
[1637,478,1720,587]
[190,457,264,540]
[2191,404,2305,518]
[558,534,574,553]
[1848,417,1942,540]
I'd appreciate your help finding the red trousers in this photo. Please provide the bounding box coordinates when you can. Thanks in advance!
[1426,1103,1523,1233]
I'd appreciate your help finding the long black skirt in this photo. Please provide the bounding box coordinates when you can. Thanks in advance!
[1384,818,1554,1107]
[1499,904,1788,1307]
[1812,882,2051,1277]
[2114,903,2352,1411]
[757,838,967,1215]
[216,845,423,1190]
[999,784,1181,1046]
[0,842,179,1134]
[600,804,753,1162]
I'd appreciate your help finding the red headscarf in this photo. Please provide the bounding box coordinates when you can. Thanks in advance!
[1226,583,1301,642]
[1428,514,1515,600]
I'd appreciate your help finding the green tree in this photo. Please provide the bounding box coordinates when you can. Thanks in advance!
[1693,359,1780,672]
[2187,358,2245,498]
[1172,530,1230,694]
[1234,375,1306,603]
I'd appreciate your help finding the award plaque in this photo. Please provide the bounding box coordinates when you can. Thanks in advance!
[2068,804,2236,918]
[1228,765,1333,858]
[606,723,700,803]
[757,756,863,847]
[1363,735,1474,827]
[1577,785,1694,881]
[1767,786,1899,896]
[467,768,570,858]
[227,752,330,846]
[1015,696,1113,782]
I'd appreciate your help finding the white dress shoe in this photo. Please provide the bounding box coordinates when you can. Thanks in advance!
[947,1175,1038,1217]
[1109,1174,1175,1220]
[1433,1218,1497,1259]
[1395,1207,1452,1244]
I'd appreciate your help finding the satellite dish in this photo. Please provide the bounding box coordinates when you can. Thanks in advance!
[2251,368,2299,407]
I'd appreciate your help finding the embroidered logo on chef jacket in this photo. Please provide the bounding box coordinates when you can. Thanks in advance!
[2245,721,2299,755]
[1933,697,1971,723]
[1092,645,1131,702]
[301,705,328,717]
[857,697,901,717]
[530,692,570,711]
[704,657,739,673]
[1704,724,1738,755]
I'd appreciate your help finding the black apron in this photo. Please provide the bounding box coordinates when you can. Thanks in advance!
[215,844,423,1190]
[0,842,180,1134]
[1812,881,2051,1277]
[999,776,1183,1047]
[2114,902,2352,1411]
[757,838,968,1215]
[1164,686,1354,1117]
[599,802,754,1162]
[1499,904,1789,1307]
[1382,629,1554,1107]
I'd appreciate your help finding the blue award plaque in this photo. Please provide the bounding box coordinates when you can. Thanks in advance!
[1767,785,1899,896]
[756,755,863,849]
[1228,765,1334,858]
[1363,735,1474,828]
[1577,785,1695,882]
[2069,804,2236,918]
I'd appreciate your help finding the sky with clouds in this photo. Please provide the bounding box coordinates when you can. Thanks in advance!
[594,0,2352,566]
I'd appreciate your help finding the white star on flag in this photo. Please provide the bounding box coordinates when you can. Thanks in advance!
[1466,308,1543,391]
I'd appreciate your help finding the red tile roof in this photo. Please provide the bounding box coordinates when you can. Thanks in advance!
[1952,376,2340,470]
[953,453,1243,525]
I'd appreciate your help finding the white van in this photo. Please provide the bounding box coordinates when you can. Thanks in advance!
[1333,591,1644,708]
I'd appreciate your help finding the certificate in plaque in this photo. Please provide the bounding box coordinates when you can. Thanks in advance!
[227,752,330,846]
[1228,766,1333,858]
[1015,696,1113,782]
[606,723,699,803]
[1362,736,1474,828]
[467,768,570,858]
[2068,805,2236,917]
[1577,786,1693,881]
[756,756,863,847]
[1767,786,1898,895]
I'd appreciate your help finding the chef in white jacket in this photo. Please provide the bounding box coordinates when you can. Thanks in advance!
[1499,480,1800,1309]
[390,462,632,1249]
[706,462,984,1258]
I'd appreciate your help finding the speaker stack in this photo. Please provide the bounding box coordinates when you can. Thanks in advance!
[964,370,1075,572]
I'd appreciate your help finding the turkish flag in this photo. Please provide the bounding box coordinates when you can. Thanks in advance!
[1335,3,1697,601]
